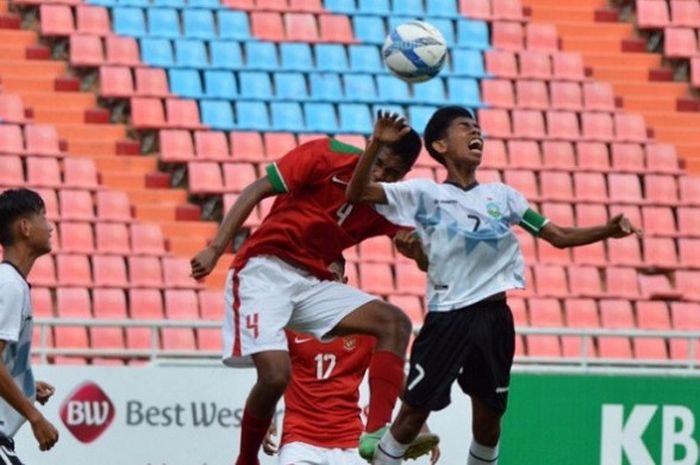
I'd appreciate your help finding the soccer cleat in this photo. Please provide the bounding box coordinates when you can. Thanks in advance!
[358,426,440,462]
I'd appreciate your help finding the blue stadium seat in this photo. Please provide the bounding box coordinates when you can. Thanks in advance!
[450,49,486,78]
[408,105,437,133]
[200,100,236,130]
[113,7,146,37]
[210,41,243,69]
[372,104,405,117]
[86,0,116,6]
[183,10,216,40]
[169,69,205,98]
[352,16,386,44]
[271,102,305,132]
[175,40,209,68]
[426,0,459,18]
[349,45,384,73]
[447,77,482,108]
[140,38,175,67]
[274,73,309,101]
[245,42,279,71]
[315,44,349,72]
[280,43,314,72]
[339,103,372,133]
[387,16,410,32]
[457,19,489,50]
[358,0,389,15]
[204,71,238,99]
[120,0,149,7]
[303,103,338,133]
[323,0,355,14]
[189,0,222,8]
[428,18,455,46]
[309,73,344,101]
[147,9,180,39]
[239,71,273,100]
[376,75,410,103]
[392,0,423,16]
[153,0,184,7]
[413,78,446,105]
[218,11,251,40]
[236,101,270,130]
[343,74,377,102]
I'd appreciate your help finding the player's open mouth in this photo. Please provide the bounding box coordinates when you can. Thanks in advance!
[468,138,483,153]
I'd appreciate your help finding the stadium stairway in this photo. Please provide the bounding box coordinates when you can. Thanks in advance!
[521,0,700,173]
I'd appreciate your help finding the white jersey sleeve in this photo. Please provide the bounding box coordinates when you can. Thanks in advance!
[375,179,430,228]
[504,185,530,226]
[0,282,24,343]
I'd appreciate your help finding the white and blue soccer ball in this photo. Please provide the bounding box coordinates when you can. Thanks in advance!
[382,21,448,83]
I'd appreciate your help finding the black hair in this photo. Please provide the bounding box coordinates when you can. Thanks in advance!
[0,188,46,247]
[423,106,477,165]
[387,127,422,170]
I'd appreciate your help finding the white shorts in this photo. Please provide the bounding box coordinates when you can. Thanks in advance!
[222,256,376,366]
[279,442,365,465]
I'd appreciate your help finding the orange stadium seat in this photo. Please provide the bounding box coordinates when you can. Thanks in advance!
[670,302,700,360]
[95,222,130,255]
[508,140,541,169]
[526,23,558,51]
[64,158,99,190]
[546,110,581,141]
[127,289,164,349]
[552,52,585,80]
[93,255,128,288]
[96,191,132,222]
[194,131,230,161]
[598,299,634,359]
[519,51,551,79]
[130,223,167,255]
[106,36,141,66]
[395,263,426,295]
[162,256,203,289]
[91,288,127,350]
[549,81,582,111]
[76,5,111,35]
[223,163,258,192]
[231,131,266,161]
[516,80,549,110]
[562,298,598,358]
[541,141,576,171]
[533,265,569,297]
[128,256,164,288]
[0,95,29,124]
[28,255,56,287]
[0,156,25,187]
[285,13,319,42]
[492,21,524,51]
[70,34,104,67]
[567,265,604,298]
[60,222,94,254]
[318,14,355,43]
[40,5,74,36]
[484,50,518,78]
[251,11,285,41]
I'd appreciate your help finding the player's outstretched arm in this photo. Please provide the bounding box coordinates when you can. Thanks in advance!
[346,111,411,204]
[191,177,276,279]
[539,213,642,249]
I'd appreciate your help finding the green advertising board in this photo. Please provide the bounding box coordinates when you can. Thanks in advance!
[500,373,700,465]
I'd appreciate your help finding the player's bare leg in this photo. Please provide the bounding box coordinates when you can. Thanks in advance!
[236,351,291,465]
[467,396,502,465]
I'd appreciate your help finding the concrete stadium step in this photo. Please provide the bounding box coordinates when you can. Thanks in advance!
[21,92,96,108]
[54,123,125,139]
[556,22,633,38]
[651,127,700,144]
[643,112,700,127]
[528,7,595,22]
[32,107,87,124]
[168,235,209,256]
[609,81,689,98]
[622,97,679,112]
[133,204,182,222]
[123,188,187,205]
[592,66,651,82]
[0,59,64,75]
[100,170,150,190]
[581,52,661,68]
[524,0,605,7]
[68,139,119,156]
[561,37,626,52]
[0,75,56,92]
[0,30,37,47]
[91,155,158,174]
[161,221,217,239]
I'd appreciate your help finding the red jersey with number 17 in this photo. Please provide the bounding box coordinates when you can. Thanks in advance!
[231,139,400,280]
[282,330,376,449]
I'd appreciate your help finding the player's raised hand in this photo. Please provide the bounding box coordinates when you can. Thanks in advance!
[607,213,643,239]
[35,381,55,405]
[190,245,219,279]
[373,110,411,145]
[262,422,278,455]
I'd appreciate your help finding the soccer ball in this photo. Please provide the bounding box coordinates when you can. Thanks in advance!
[382,21,448,83]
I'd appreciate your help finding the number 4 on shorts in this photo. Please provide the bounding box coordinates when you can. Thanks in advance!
[246,313,259,339]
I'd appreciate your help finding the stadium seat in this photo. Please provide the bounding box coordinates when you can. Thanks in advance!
[175,40,209,68]
[567,265,603,297]
[678,239,700,269]
[56,254,92,287]
[264,132,297,158]
[608,236,643,267]
[459,0,491,19]
[518,51,551,80]
[188,162,224,194]
[677,207,700,237]
[162,290,198,350]
[376,75,410,103]
[573,172,608,203]
[159,130,195,162]
[134,68,169,98]
[69,35,104,67]
[450,50,486,78]
[100,66,134,98]
[549,81,582,111]
[608,174,643,204]
[169,69,204,99]
[359,236,394,262]
[280,43,314,71]
[194,131,230,160]
[610,204,642,231]
[583,82,616,112]
[638,274,681,300]
[533,265,569,298]
[25,125,62,158]
[545,111,580,141]
[223,163,257,192]
[0,126,25,155]
[91,288,127,350]
[236,101,270,131]
[679,176,700,206]
[285,13,319,42]
[64,158,99,190]
[484,50,518,79]
[250,11,285,41]
[574,142,608,172]
[239,71,273,101]
[645,144,682,174]
[130,98,167,129]
[183,10,215,40]
[581,112,614,142]
[339,104,372,133]
[493,0,526,20]
[539,171,574,202]
[392,0,423,15]
[96,191,132,223]
[671,0,700,27]
[457,19,490,49]
[637,0,670,28]
[59,190,94,222]
[395,263,427,295]
[31,287,53,318]
[611,143,645,173]
[359,263,394,295]
[507,140,541,169]
[76,6,110,35]
[166,99,205,129]
[230,131,265,161]
[480,139,508,169]
[244,42,279,71]
[426,0,458,17]
[478,108,511,138]
[28,255,56,287]
[344,74,378,102]
[270,102,305,131]
[26,158,61,189]
[504,170,538,200]
[482,79,514,108]
[645,175,678,205]
[147,8,180,39]
[112,7,146,36]
[127,289,164,349]
[675,271,700,301]
[130,223,167,255]
[598,299,634,359]
[318,14,355,43]
[642,237,677,268]
[55,288,90,350]
[93,255,128,288]
[0,95,29,125]
[95,223,130,255]
[128,256,164,288]
[301,103,337,132]
[408,106,437,135]
[552,52,585,81]
[664,28,698,58]
[163,257,203,289]
[106,36,141,66]
[198,289,225,320]
[526,23,558,52]
[526,296,563,357]
[200,100,236,131]
[614,114,647,143]
[314,44,349,73]
[562,298,598,358]
[218,11,251,41]
[670,302,700,360]
[349,45,383,73]
[209,41,243,70]
[641,206,676,237]
[492,21,524,51]
[0,156,24,187]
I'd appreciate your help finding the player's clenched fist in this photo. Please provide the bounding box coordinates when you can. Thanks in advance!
[30,415,58,451]
[607,213,643,238]
[190,245,219,279]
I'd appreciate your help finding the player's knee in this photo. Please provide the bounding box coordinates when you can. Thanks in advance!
[472,418,501,446]
[384,305,413,340]
[257,366,291,395]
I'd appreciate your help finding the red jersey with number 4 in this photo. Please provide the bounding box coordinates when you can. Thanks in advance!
[232,138,399,280]
[282,330,376,449]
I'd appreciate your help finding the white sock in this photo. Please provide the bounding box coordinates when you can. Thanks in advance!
[372,430,409,465]
[467,440,499,465]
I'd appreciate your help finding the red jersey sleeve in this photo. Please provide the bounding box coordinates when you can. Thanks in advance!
[265,139,346,194]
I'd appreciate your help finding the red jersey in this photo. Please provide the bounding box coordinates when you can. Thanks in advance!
[232,138,399,280]
[282,330,376,449]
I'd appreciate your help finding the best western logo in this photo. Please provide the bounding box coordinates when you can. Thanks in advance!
[60,382,115,444]
[601,404,698,465]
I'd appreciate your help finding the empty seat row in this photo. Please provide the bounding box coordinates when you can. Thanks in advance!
[42,221,166,255]
[637,0,700,29]
[664,27,700,58]
[485,50,586,81]
[483,80,616,112]
[0,94,31,124]
[0,156,99,190]
[478,109,649,143]
[0,124,64,158]
[29,254,202,289]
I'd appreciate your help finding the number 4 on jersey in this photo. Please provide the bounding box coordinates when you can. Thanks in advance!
[336,202,354,226]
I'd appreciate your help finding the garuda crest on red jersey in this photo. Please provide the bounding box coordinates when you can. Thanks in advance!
[343,336,357,351]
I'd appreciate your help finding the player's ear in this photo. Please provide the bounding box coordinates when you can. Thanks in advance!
[431,138,448,157]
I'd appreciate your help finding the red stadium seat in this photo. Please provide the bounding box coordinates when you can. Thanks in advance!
[55,287,90,350]
[643,237,677,268]
[92,288,127,350]
[537,240,571,266]
[678,239,700,269]
[388,295,424,326]
[199,289,225,320]
[614,114,647,143]
[492,21,524,51]
[598,299,634,359]
[162,256,203,289]
[478,169,502,183]
[605,266,640,299]
[128,256,164,288]
[96,190,132,222]
[484,50,518,79]
[130,223,167,255]
[581,112,614,142]
[40,5,74,36]
[60,222,94,254]
[70,34,104,67]
[59,189,94,221]
[645,174,678,205]
[637,0,670,28]
[546,111,580,141]
[360,236,394,262]
[503,170,538,200]
[526,23,558,52]
[575,203,607,227]
[551,52,585,81]
[677,207,700,236]
[669,302,700,360]
[680,176,700,206]
[509,297,527,326]
[135,68,170,98]
[675,271,700,301]
[549,81,582,111]
[567,265,603,298]
[539,171,574,202]
[318,15,355,43]
[575,142,610,172]
[518,51,551,79]
[28,255,56,287]
[395,263,426,295]
[526,334,561,357]
[573,172,608,203]
[76,5,111,35]
[481,79,515,108]
[26,157,61,189]
[641,206,676,237]
[187,162,224,194]
[93,255,128,288]
[163,289,198,350]
[638,274,681,300]
[507,140,541,169]
[100,66,134,98]
[130,98,167,129]
[31,287,53,318]
[223,163,258,192]
[608,236,643,266]
[231,131,266,161]
[671,0,700,27]
[194,131,230,161]
[477,108,512,138]
[257,0,288,11]
[533,265,569,298]
[160,130,195,162]
[664,27,698,58]
[127,289,164,349]
[583,82,616,112]
[289,0,323,12]
[610,204,642,231]
[562,298,598,358]
[25,125,62,158]
[0,95,29,124]
[251,11,285,41]
[572,241,607,267]
[0,125,25,155]
[515,80,549,110]
[56,254,92,287]
[492,0,526,20]
[645,143,682,174]
[459,0,491,19]
[611,143,645,173]
[264,132,298,159]
[95,222,130,255]
[359,263,394,295]
[34,188,59,222]
[285,13,319,42]
[526,297,563,357]
[64,158,99,190]
[106,36,141,66]
[608,174,643,204]
[481,139,508,169]
[515,229,536,262]
[167,99,205,129]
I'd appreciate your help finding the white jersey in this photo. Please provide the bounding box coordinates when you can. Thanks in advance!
[0,262,36,437]
[377,179,544,312]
